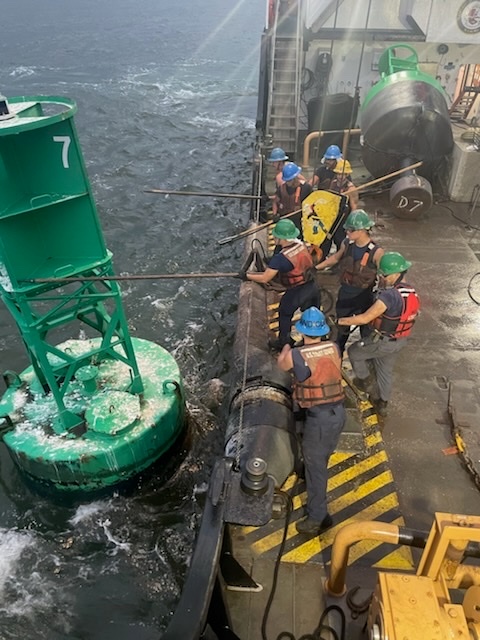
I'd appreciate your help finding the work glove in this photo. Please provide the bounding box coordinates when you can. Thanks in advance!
[234,270,249,281]
[272,213,280,223]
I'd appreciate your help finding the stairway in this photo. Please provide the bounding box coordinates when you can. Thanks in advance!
[268,37,299,155]
[449,86,480,122]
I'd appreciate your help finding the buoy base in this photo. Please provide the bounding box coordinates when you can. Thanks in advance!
[0,337,185,493]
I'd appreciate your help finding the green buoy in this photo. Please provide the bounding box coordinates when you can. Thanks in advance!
[0,96,185,493]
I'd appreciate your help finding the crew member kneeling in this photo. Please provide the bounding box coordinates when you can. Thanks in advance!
[278,307,346,536]
[337,252,420,417]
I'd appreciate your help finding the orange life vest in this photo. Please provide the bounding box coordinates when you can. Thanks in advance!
[339,241,379,289]
[279,242,314,288]
[294,342,345,407]
[371,282,420,338]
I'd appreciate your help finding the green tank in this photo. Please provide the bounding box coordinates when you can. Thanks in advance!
[360,45,453,218]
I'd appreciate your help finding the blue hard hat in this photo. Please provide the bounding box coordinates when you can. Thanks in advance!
[295,307,330,337]
[282,162,302,182]
[268,147,289,162]
[322,144,342,161]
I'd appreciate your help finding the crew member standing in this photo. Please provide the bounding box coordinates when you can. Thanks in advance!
[310,144,342,189]
[244,219,319,350]
[320,158,359,257]
[316,210,384,356]
[272,162,312,233]
[278,307,346,535]
[268,147,290,187]
[338,252,420,416]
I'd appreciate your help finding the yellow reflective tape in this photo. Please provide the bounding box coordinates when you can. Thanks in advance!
[328,451,355,467]
[267,302,280,311]
[363,414,380,428]
[329,469,394,513]
[251,475,399,559]
[365,431,383,448]
[373,545,414,570]
[282,474,297,492]
[291,451,389,511]
[327,450,388,491]
[279,493,401,563]
[291,491,306,511]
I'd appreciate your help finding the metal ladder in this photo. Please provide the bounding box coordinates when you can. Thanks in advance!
[266,1,303,156]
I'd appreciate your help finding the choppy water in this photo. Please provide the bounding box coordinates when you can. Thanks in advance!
[0,1,263,637]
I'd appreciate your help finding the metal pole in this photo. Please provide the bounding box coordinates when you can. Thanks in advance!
[144,188,262,200]
[23,272,240,284]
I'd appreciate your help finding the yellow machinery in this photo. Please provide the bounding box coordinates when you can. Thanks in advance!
[327,513,480,639]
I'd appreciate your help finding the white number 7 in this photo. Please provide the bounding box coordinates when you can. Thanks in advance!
[53,135,71,169]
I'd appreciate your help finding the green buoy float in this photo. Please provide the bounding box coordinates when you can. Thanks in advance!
[0,95,185,493]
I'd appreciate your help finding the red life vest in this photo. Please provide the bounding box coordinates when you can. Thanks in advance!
[339,241,379,289]
[279,242,314,288]
[278,183,302,213]
[372,282,420,338]
[294,342,345,407]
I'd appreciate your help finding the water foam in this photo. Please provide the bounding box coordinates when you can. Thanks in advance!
[0,528,34,594]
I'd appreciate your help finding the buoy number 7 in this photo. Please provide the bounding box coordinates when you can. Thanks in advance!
[53,135,71,169]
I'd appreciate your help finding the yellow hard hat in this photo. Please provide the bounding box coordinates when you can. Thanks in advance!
[333,159,352,174]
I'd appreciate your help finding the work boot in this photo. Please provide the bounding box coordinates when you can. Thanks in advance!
[296,513,333,535]
[375,399,388,417]
[353,375,375,393]
[268,338,283,352]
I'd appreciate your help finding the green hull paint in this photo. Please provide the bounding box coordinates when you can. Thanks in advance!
[0,337,185,492]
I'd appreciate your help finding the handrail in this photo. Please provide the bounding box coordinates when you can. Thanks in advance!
[303,128,361,167]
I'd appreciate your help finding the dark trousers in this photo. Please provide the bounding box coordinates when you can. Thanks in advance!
[335,286,374,356]
[278,280,320,346]
[302,402,346,521]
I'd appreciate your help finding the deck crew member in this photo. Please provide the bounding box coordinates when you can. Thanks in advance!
[244,219,319,350]
[310,144,342,189]
[320,158,359,258]
[272,162,312,233]
[316,210,384,356]
[268,147,290,187]
[278,307,346,535]
[268,147,307,187]
[338,252,420,417]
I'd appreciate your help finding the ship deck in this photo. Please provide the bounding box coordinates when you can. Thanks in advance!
[225,189,480,639]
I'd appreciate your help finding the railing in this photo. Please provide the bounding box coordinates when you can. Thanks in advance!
[303,128,362,167]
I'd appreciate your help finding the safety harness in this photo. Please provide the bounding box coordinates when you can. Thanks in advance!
[279,242,314,288]
[372,282,420,338]
[339,240,379,289]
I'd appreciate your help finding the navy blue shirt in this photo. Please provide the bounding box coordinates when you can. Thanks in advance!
[377,286,403,317]
[292,348,311,382]
[268,252,294,273]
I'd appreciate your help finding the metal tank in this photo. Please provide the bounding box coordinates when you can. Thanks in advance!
[360,45,453,219]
